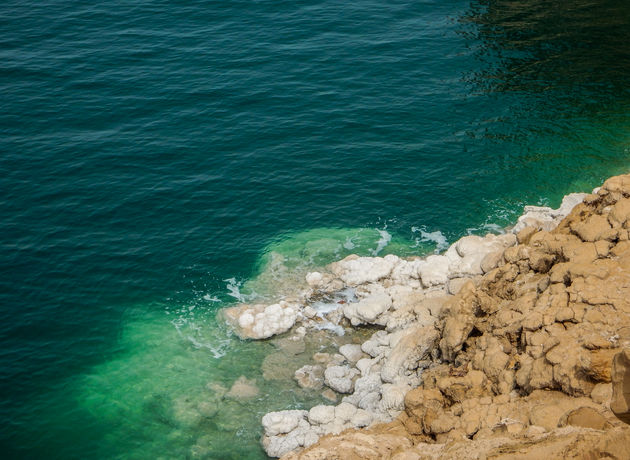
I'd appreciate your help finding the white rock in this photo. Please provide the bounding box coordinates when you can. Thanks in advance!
[389,259,423,286]
[324,365,359,394]
[386,284,424,310]
[262,410,307,436]
[361,330,391,358]
[342,292,392,326]
[339,344,365,363]
[330,255,398,286]
[238,311,255,328]
[512,193,586,233]
[381,325,440,383]
[346,373,383,410]
[356,357,377,376]
[351,408,373,428]
[447,233,517,278]
[308,405,335,425]
[380,383,409,412]
[334,402,358,422]
[263,434,301,458]
[305,271,323,287]
[417,255,450,287]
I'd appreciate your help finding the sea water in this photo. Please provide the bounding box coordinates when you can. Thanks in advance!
[2,0,630,458]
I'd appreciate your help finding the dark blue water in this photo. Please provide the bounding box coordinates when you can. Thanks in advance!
[2,0,630,458]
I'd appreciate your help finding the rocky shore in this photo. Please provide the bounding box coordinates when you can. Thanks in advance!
[222,174,630,459]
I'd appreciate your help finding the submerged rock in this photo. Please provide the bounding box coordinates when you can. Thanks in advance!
[225,376,259,399]
[294,365,325,390]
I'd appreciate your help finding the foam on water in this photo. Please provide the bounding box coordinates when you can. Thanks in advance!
[371,229,392,256]
[412,226,450,253]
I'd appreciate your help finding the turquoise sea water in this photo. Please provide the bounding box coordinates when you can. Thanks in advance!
[2,0,630,458]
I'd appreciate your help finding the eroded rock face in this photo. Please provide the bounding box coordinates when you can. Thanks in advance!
[611,348,630,424]
[278,174,630,459]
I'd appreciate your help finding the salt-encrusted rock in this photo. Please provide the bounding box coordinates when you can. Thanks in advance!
[446,233,517,278]
[350,408,373,427]
[356,357,378,376]
[294,365,325,390]
[513,193,587,233]
[262,416,317,458]
[361,330,391,358]
[343,373,383,412]
[265,175,630,459]
[385,284,425,311]
[390,259,423,287]
[330,254,399,286]
[339,344,365,364]
[221,301,298,339]
[305,271,323,287]
[417,254,450,287]
[381,325,440,383]
[304,271,344,292]
[342,292,392,326]
[308,405,335,425]
[262,410,308,437]
[334,402,358,422]
[380,383,409,412]
[324,365,359,394]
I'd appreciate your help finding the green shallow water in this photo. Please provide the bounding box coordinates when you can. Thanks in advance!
[2,0,630,458]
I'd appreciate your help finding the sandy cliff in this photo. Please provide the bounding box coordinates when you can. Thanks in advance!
[277,174,630,459]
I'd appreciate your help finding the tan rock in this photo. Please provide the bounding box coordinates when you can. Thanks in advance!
[611,348,630,424]
[591,383,613,405]
[560,407,609,430]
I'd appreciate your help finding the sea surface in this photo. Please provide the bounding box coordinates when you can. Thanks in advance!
[2,0,630,458]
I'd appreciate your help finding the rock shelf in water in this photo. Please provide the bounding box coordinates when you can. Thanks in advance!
[221,176,630,458]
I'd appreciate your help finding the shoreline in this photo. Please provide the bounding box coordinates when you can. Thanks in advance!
[219,178,630,458]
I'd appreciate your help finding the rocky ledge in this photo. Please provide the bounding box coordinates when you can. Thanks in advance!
[222,174,630,459]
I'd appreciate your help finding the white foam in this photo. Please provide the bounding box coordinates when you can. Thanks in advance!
[343,237,356,250]
[313,321,345,336]
[224,277,247,302]
[171,318,231,359]
[371,229,392,255]
[412,227,449,252]
[203,294,221,302]
[311,300,341,315]
[312,288,357,315]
